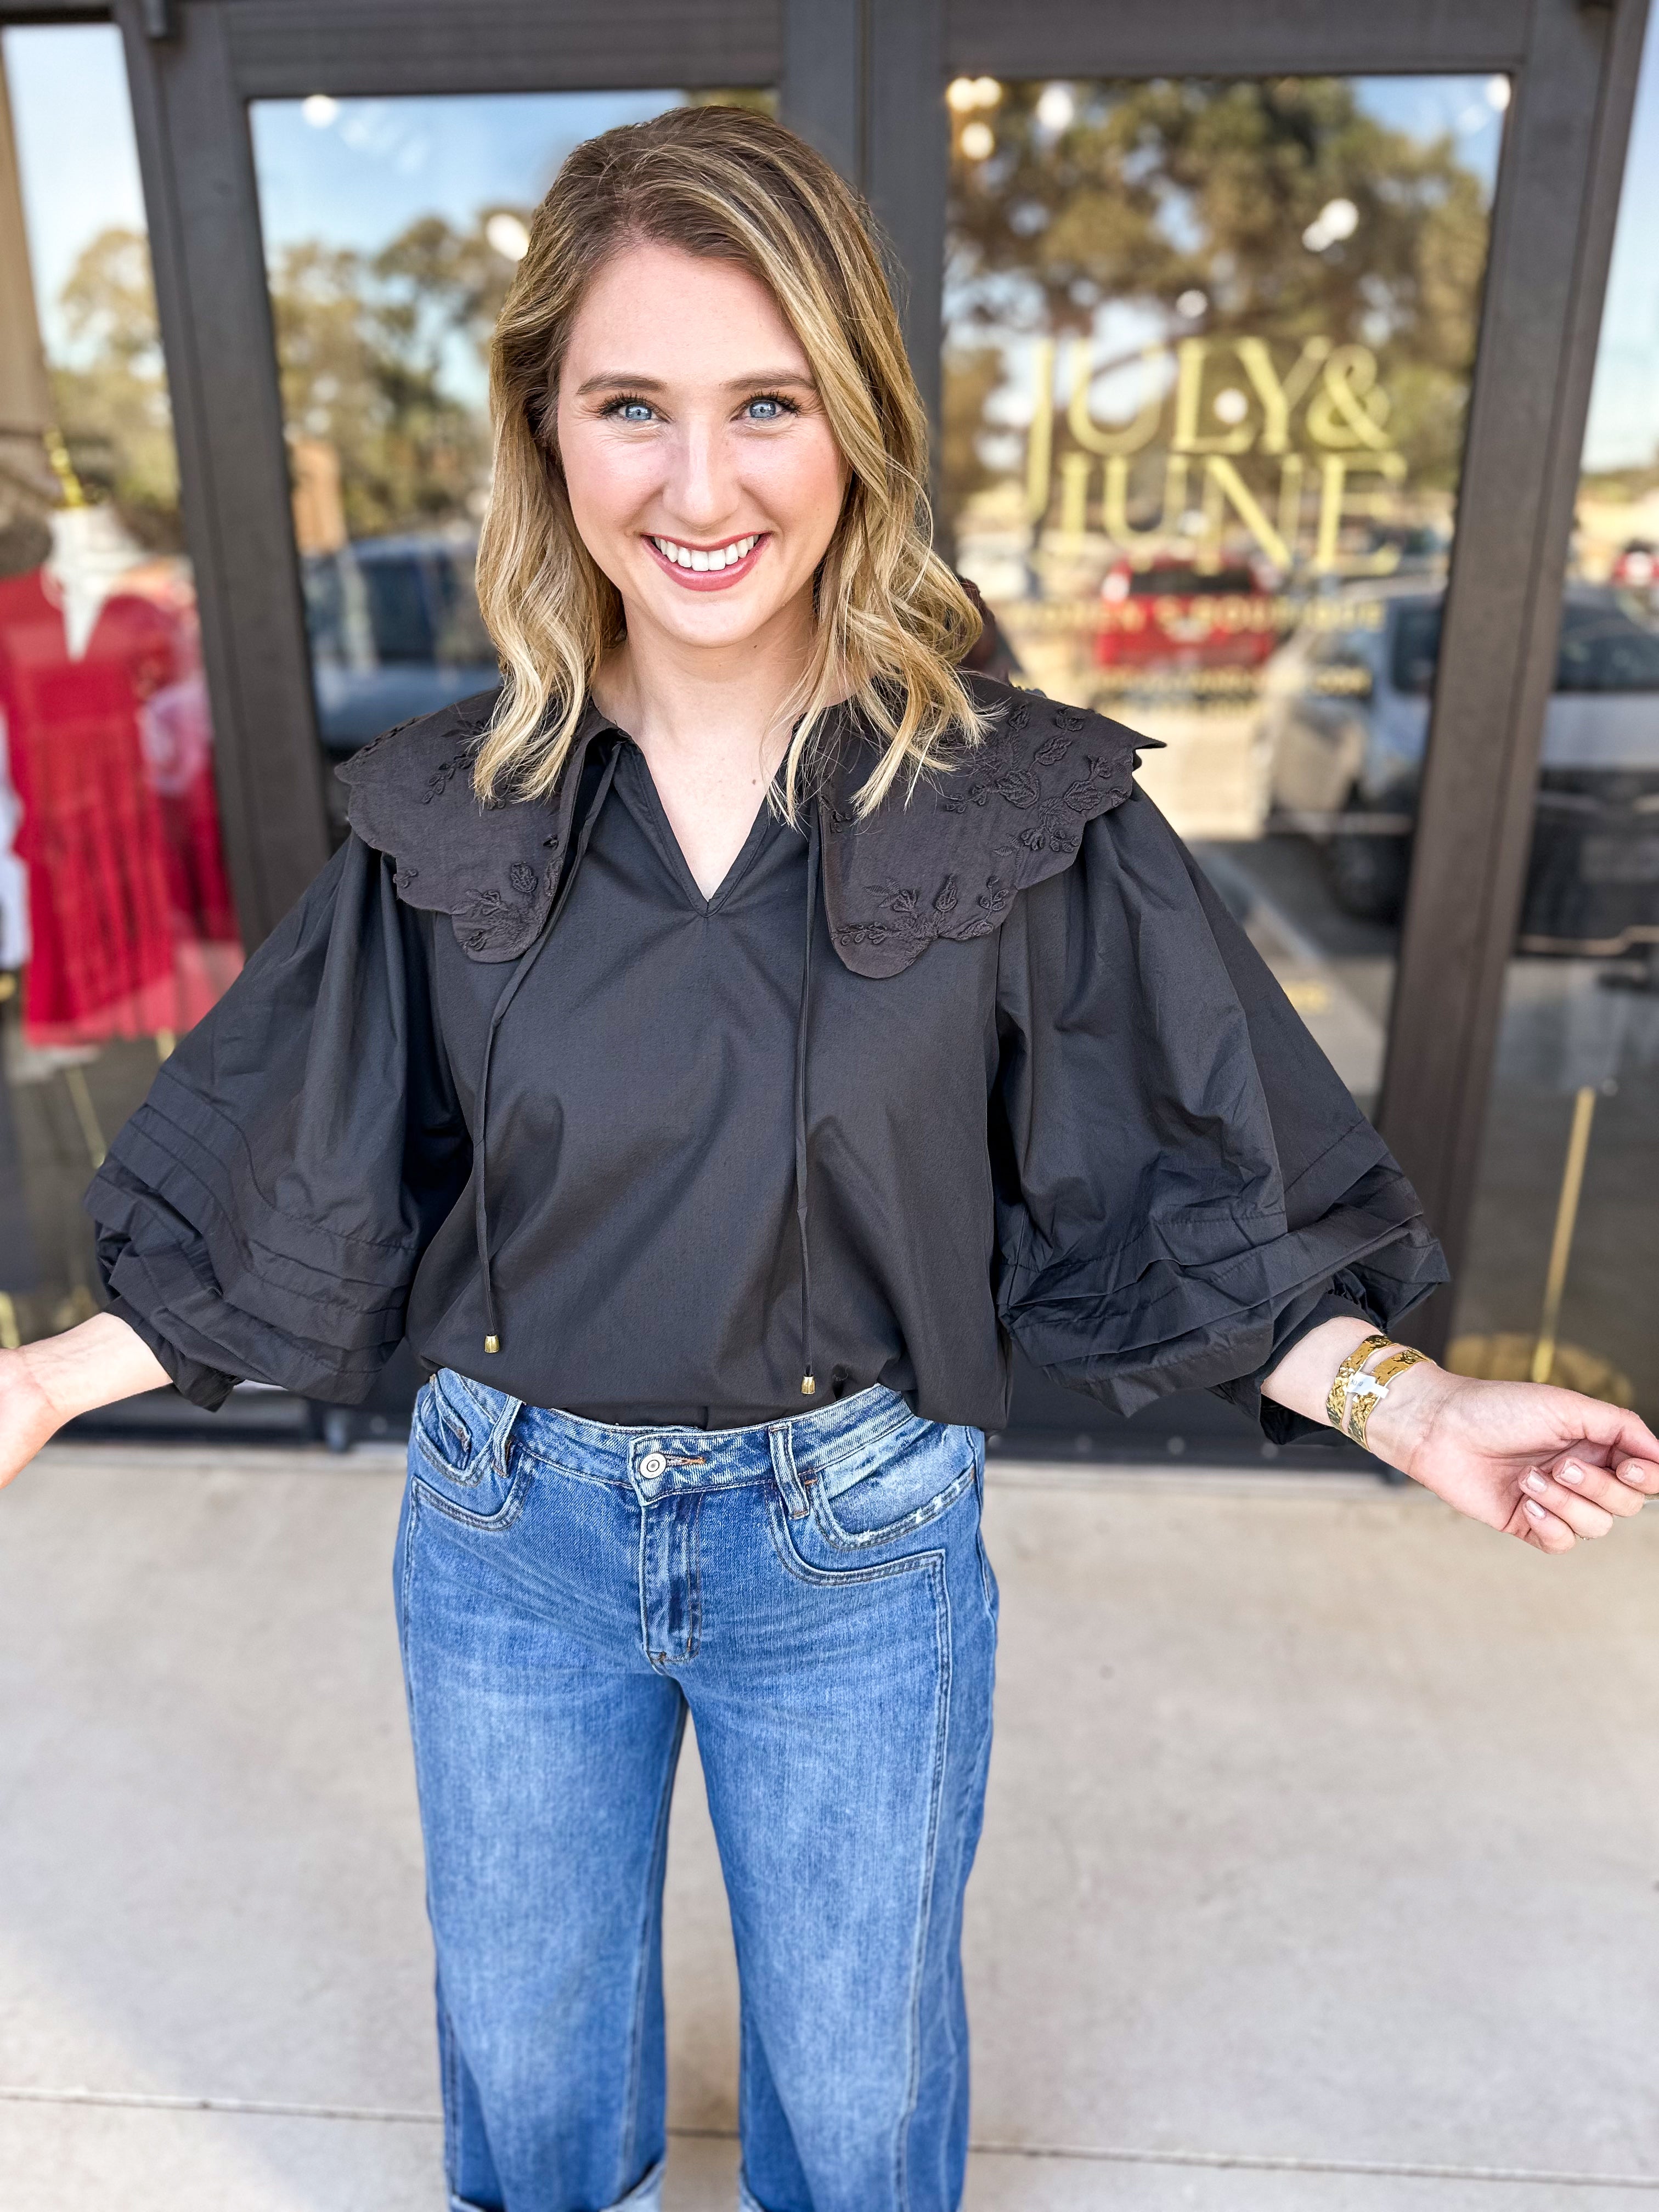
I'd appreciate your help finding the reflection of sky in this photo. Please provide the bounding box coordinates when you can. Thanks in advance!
[249,91,686,255]
[1352,75,1505,199]
[1581,15,1659,472]
[2,24,147,363]
[2,25,1654,469]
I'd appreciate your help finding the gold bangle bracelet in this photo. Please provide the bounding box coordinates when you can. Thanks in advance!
[1324,1331,1392,1432]
[1345,1345,1430,1451]
[1369,1345,1430,1392]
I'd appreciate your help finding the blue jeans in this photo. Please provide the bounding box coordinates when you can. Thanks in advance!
[394,1375,998,2212]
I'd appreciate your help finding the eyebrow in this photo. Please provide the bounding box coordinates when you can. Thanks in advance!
[573,368,817,397]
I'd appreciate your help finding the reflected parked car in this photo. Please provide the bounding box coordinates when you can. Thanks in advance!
[301,532,499,757]
[1260,583,1659,947]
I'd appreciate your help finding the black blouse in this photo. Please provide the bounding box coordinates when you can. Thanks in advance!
[86,676,1445,1440]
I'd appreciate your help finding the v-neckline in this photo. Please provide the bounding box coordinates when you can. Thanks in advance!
[619,742,784,913]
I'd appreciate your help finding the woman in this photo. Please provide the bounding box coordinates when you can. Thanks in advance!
[2,106,1654,2212]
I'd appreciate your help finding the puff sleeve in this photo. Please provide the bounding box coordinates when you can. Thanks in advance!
[992,788,1446,1440]
[84,835,471,1409]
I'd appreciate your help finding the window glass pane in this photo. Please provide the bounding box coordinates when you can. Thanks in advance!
[1451,20,1659,1419]
[943,74,1504,1116]
[248,88,774,808]
[0,24,242,1351]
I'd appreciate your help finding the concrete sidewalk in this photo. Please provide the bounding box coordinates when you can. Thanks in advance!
[2,1444,1657,2210]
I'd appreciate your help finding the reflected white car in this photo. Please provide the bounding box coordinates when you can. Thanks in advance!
[1259,582,1659,948]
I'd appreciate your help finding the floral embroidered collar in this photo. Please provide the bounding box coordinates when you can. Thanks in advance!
[337,674,1143,977]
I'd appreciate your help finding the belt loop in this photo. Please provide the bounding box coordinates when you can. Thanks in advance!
[769,1420,811,1519]
[489,1393,524,1482]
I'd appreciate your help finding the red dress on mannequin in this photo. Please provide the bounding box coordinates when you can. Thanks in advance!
[0,556,242,1048]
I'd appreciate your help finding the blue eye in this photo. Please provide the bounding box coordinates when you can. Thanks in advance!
[613,399,655,423]
[745,394,797,422]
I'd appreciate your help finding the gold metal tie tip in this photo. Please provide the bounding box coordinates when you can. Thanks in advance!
[484,1334,500,1354]
[800,1372,817,1396]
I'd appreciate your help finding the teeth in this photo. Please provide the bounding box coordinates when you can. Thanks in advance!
[651,534,758,572]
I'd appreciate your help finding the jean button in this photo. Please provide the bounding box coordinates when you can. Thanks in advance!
[639,1451,667,1478]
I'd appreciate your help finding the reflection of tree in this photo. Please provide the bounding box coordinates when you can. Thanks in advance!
[940,345,1005,523]
[269,212,520,540]
[47,212,516,550]
[946,77,1492,533]
[51,227,183,548]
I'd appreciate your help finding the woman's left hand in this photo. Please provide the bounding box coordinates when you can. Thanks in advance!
[1366,1363,1659,1553]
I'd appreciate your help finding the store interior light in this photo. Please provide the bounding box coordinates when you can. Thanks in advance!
[947,76,1002,113]
[960,121,995,161]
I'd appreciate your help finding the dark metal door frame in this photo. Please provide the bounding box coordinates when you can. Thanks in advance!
[20,0,1647,1349]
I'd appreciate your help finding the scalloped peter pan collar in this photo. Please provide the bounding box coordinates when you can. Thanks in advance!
[335,674,1143,978]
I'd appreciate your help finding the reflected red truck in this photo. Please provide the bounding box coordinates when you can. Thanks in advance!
[1093,558,1281,673]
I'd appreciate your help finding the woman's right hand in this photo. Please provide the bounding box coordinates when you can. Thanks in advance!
[0,1314,172,1488]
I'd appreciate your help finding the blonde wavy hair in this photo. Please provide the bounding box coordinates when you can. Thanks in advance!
[473,103,986,816]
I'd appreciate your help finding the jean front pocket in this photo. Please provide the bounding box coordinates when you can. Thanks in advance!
[413,1369,495,1483]
[409,1370,528,1528]
[809,1420,979,1553]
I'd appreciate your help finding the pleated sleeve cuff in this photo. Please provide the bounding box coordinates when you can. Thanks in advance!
[1000,1139,1447,1434]
[104,1291,240,1413]
[87,1066,424,1409]
[1212,1284,1383,1447]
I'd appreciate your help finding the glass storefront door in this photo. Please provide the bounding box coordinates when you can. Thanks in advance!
[0,22,242,1351]
[942,72,1506,1120]
[1451,17,1659,1421]
[247,87,774,820]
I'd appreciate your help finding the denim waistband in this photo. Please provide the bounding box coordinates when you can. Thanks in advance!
[439,1374,952,1505]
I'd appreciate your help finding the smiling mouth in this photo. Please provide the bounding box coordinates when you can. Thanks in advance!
[645,532,766,589]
